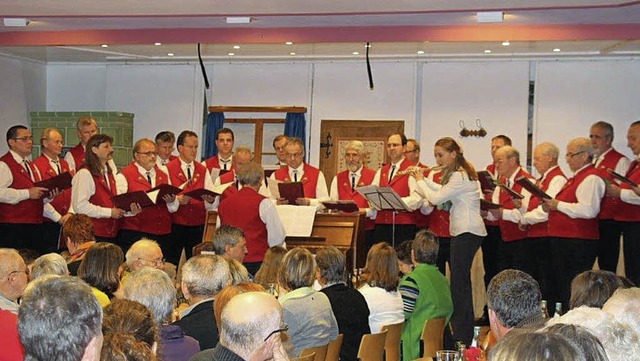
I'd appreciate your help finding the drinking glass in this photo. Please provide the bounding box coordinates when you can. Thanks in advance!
[436,350,460,361]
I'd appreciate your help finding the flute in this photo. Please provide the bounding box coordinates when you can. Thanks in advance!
[394,165,445,177]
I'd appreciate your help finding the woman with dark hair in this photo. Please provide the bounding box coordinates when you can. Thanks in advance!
[102,299,159,361]
[78,242,124,307]
[570,270,622,310]
[357,242,404,333]
[411,136,487,344]
[395,240,414,276]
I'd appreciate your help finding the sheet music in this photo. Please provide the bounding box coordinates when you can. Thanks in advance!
[147,189,160,203]
[355,185,412,212]
[276,205,317,237]
[268,178,282,199]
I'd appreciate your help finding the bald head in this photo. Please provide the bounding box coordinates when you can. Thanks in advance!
[125,239,164,271]
[0,249,28,301]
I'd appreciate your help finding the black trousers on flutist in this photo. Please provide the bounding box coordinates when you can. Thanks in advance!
[436,236,452,276]
[597,219,622,272]
[450,232,483,345]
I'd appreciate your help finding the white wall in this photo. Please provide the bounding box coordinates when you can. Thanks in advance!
[47,64,107,110]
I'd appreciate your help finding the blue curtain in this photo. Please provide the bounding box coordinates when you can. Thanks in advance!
[284,112,306,155]
[204,112,225,158]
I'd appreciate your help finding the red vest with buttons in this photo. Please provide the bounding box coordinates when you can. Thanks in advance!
[219,187,269,263]
[69,143,85,170]
[376,158,416,225]
[484,163,500,227]
[594,149,628,220]
[0,152,43,224]
[336,166,376,230]
[498,168,533,242]
[615,161,640,222]
[526,166,566,238]
[166,159,208,226]
[32,155,73,222]
[88,170,120,238]
[428,170,452,238]
[548,165,600,240]
[273,163,321,198]
[120,164,172,235]
[218,170,238,203]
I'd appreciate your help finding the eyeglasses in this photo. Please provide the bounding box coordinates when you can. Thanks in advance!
[264,322,289,341]
[286,152,303,158]
[137,151,158,157]
[565,151,585,158]
[137,257,165,266]
[6,269,29,280]
[13,136,33,142]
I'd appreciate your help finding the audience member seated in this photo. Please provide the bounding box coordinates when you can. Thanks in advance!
[125,238,166,273]
[547,306,640,361]
[278,247,339,357]
[227,258,251,285]
[399,230,453,361]
[395,240,414,276]
[255,246,288,295]
[316,246,370,361]
[0,248,28,314]
[488,332,586,361]
[174,255,231,350]
[62,213,96,275]
[78,242,124,307]
[0,309,23,361]
[570,270,622,309]
[213,282,266,329]
[102,299,159,361]
[603,288,640,337]
[123,267,200,361]
[191,292,289,361]
[544,324,609,361]
[31,253,69,279]
[358,242,404,333]
[487,269,544,342]
[213,225,248,267]
[18,276,103,361]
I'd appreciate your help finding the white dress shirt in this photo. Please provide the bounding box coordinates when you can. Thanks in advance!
[64,146,118,174]
[269,163,330,207]
[487,167,532,224]
[260,197,287,246]
[178,158,216,211]
[71,165,117,219]
[329,166,376,219]
[416,170,487,237]
[114,162,179,214]
[556,164,605,219]
[521,166,567,225]
[371,158,422,211]
[594,147,631,181]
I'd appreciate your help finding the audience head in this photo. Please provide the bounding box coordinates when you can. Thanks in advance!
[491,135,512,161]
[237,161,264,188]
[570,270,622,309]
[78,242,124,296]
[6,125,32,156]
[412,229,439,265]
[214,282,266,329]
[344,140,366,172]
[487,269,542,341]
[123,267,176,324]
[533,142,560,175]
[31,253,69,280]
[590,121,615,156]
[277,247,316,293]
[19,276,103,361]
[254,246,287,290]
[215,127,235,157]
[315,246,346,286]
[76,116,98,146]
[566,137,595,171]
[154,130,175,161]
[272,134,288,163]
[434,137,477,181]
[488,331,586,361]
[125,238,164,272]
[102,299,159,361]
[395,240,414,275]
[544,323,609,361]
[284,137,305,169]
[603,288,640,339]
[176,130,198,163]
[220,292,284,361]
[362,242,399,292]
[226,258,251,285]
[62,214,96,253]
[0,248,29,302]
[181,255,230,303]
[213,225,247,263]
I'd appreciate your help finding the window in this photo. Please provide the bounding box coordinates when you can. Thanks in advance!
[225,118,285,164]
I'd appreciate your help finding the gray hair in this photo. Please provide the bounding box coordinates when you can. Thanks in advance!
[487,269,541,328]
[412,229,439,265]
[603,288,640,337]
[213,226,245,256]
[316,246,346,284]
[497,145,520,165]
[569,137,596,159]
[237,161,264,187]
[19,276,102,361]
[543,324,609,361]
[123,267,176,323]
[31,253,69,280]
[536,142,560,159]
[488,331,586,361]
[182,255,230,297]
[345,140,365,155]
[125,238,161,266]
[591,121,614,139]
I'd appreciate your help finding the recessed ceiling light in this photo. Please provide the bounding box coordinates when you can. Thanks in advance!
[101,44,108,48]
[352,51,359,55]
[226,17,251,24]
[484,49,492,54]
[228,52,235,56]
[285,41,293,45]
[290,52,296,56]
[167,53,174,57]
[553,48,561,52]
[154,42,162,46]
[233,45,240,49]
[502,41,510,46]
[417,50,425,55]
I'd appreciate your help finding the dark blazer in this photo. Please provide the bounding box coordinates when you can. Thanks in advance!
[321,283,371,361]
[174,299,218,350]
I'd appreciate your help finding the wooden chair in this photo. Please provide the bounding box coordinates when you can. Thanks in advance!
[291,352,316,361]
[381,321,404,361]
[300,343,328,361]
[421,318,446,358]
[325,334,344,361]
[357,330,388,361]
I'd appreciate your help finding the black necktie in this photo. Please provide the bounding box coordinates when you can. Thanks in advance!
[186,165,192,180]
[222,159,229,170]
[52,160,61,174]
[23,160,33,180]
[389,165,396,182]
[293,170,298,182]
[235,176,239,189]
[146,171,152,185]
[351,173,356,192]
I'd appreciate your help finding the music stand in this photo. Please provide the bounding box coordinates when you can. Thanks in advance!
[356,185,412,246]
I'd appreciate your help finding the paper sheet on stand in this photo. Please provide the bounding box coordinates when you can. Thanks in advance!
[276,205,317,237]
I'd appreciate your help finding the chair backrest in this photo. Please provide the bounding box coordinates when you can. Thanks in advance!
[292,352,316,361]
[325,334,344,361]
[300,344,328,361]
[421,318,446,358]
[381,321,404,361]
[357,330,388,361]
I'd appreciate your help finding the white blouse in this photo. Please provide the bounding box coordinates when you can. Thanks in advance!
[358,284,404,334]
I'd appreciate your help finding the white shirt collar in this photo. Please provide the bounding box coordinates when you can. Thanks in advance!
[289,163,305,173]
[350,165,363,176]
[179,157,194,169]
[390,157,405,168]
[134,162,154,176]
[541,165,559,180]
[9,149,29,163]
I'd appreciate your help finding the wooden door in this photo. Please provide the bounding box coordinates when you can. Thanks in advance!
[318,120,404,188]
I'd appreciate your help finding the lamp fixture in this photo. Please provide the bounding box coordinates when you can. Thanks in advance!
[285,41,293,45]
[502,41,510,46]
[3,18,30,27]
[154,42,162,46]
[226,17,251,24]
[477,11,504,23]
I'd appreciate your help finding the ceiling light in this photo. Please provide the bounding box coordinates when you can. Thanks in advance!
[101,44,108,48]
[417,50,425,54]
[228,52,235,56]
[364,44,372,48]
[290,52,296,56]
[167,53,175,57]
[226,17,251,24]
[154,42,162,46]
[3,18,30,27]
[477,11,504,23]
[233,45,240,49]
[502,41,510,46]
[285,41,293,45]
[484,49,492,54]
[352,51,359,55]
[553,48,561,52]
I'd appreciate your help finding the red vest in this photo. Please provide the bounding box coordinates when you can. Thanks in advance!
[615,161,640,222]
[336,166,376,230]
[69,143,85,170]
[526,166,566,238]
[166,159,208,226]
[428,171,452,238]
[376,158,416,225]
[88,171,120,238]
[204,155,235,173]
[219,187,269,263]
[0,152,43,224]
[32,155,73,222]
[595,149,628,219]
[484,163,500,227]
[120,164,172,235]
[218,170,238,203]
[498,168,533,242]
[548,165,600,240]
[273,163,321,198]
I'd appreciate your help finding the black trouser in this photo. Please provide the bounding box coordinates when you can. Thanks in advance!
[436,236,452,276]
[597,219,622,272]
[373,224,417,249]
[117,229,172,260]
[171,224,204,263]
[551,237,597,311]
[0,222,45,254]
[528,236,558,316]
[482,225,501,288]
[39,221,62,254]
[622,221,640,286]
[450,232,483,345]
